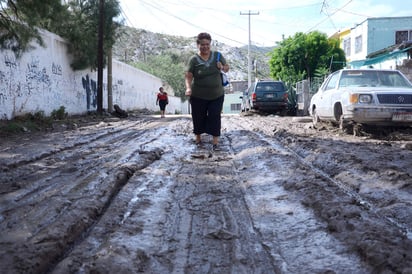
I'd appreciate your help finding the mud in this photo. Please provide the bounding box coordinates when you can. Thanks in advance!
[0,112,411,273]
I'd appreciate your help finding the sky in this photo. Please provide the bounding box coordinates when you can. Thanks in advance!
[118,0,411,47]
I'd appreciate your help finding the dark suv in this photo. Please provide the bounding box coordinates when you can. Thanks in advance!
[241,80,288,114]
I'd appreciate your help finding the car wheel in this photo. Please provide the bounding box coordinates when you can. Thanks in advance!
[338,114,345,130]
[339,113,354,134]
[312,108,320,127]
[336,105,346,131]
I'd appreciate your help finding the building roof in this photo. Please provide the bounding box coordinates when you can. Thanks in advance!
[366,41,412,59]
[349,43,412,68]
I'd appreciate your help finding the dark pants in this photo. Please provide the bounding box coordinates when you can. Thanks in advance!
[190,95,224,137]
[159,100,167,111]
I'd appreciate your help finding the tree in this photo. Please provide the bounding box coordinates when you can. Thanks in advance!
[0,0,67,57]
[57,0,122,70]
[133,54,186,98]
[0,0,122,70]
[269,31,345,84]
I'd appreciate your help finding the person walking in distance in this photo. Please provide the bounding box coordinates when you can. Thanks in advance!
[184,32,229,151]
[156,87,168,118]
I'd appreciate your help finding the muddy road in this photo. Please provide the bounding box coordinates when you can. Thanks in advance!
[0,113,411,273]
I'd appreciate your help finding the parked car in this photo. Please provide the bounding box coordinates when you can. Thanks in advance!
[309,69,412,133]
[240,80,288,115]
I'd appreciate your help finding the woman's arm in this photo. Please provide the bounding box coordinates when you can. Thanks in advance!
[185,71,193,96]
[217,53,229,73]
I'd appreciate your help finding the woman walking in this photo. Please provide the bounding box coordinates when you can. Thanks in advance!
[184,32,229,151]
[156,87,168,118]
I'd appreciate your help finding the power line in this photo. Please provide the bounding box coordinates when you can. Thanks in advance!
[121,0,246,46]
[120,0,357,47]
[119,4,135,28]
[320,0,337,31]
[306,0,353,33]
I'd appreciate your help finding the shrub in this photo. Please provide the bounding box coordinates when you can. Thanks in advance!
[51,106,68,120]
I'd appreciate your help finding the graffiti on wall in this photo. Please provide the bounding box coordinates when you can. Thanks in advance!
[52,63,62,76]
[2,51,113,113]
[82,74,97,110]
[0,70,7,104]
[1,37,158,120]
[0,53,61,116]
[0,53,19,105]
[26,57,52,95]
[5,54,17,69]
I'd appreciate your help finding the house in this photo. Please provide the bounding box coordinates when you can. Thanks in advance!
[222,92,242,114]
[331,16,412,75]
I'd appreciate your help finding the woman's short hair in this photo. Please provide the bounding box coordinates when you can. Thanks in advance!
[196,32,211,44]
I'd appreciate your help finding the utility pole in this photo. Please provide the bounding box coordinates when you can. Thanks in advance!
[108,47,113,113]
[97,0,104,114]
[240,10,259,88]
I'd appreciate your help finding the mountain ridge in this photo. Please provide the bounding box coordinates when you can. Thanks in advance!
[112,26,274,81]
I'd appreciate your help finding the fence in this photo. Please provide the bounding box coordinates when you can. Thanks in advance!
[296,77,324,116]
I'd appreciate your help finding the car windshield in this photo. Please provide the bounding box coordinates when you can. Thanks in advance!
[338,70,412,88]
[256,82,284,92]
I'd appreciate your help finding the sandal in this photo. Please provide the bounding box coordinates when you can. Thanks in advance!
[212,144,221,151]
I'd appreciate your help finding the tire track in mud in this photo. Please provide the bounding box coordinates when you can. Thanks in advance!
[0,118,171,273]
[278,135,412,241]
[0,118,152,170]
[50,120,280,273]
[53,116,372,273]
[224,132,370,272]
[270,124,412,240]
[1,116,411,273]
[225,116,412,273]
[49,118,197,273]
[164,142,278,274]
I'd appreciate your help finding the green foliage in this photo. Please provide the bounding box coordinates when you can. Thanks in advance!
[285,82,297,115]
[0,111,52,135]
[0,120,24,134]
[0,0,122,70]
[269,31,345,84]
[314,67,330,78]
[0,107,71,136]
[58,0,122,70]
[133,54,186,98]
[32,110,46,121]
[0,0,65,56]
[51,106,68,120]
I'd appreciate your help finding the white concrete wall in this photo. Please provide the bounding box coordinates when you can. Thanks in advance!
[350,20,369,61]
[222,92,242,114]
[0,29,185,120]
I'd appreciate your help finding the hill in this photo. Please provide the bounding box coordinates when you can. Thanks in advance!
[112,26,274,82]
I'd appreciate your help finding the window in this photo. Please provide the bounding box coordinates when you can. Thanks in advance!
[395,30,412,44]
[257,82,284,92]
[355,35,362,53]
[324,72,340,91]
[343,38,351,57]
[231,103,241,111]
